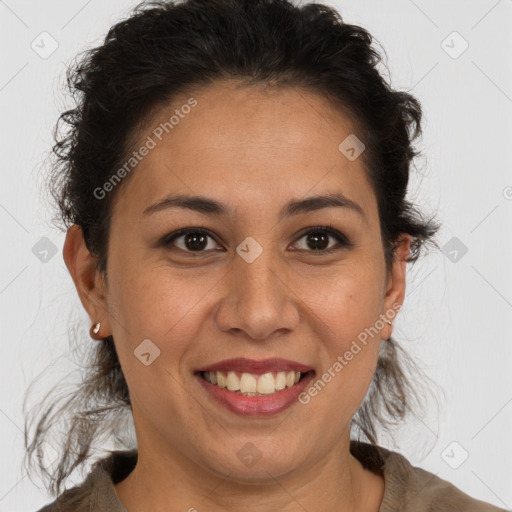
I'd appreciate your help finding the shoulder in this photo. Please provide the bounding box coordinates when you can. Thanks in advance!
[382,448,507,511]
[351,441,509,512]
[34,450,137,512]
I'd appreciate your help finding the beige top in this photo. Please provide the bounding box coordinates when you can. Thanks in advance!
[36,441,508,511]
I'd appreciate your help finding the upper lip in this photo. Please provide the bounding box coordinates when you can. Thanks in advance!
[195,358,313,375]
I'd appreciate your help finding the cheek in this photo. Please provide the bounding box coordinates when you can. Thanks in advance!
[105,265,206,423]
[109,266,207,353]
[298,263,384,405]
[106,257,236,405]
[303,264,385,348]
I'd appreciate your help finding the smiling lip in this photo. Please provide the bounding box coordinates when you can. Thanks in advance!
[196,370,315,416]
[195,357,313,375]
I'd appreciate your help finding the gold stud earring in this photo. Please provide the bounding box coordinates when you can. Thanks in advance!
[90,322,101,340]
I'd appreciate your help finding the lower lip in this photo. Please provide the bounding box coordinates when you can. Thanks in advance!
[196,372,315,417]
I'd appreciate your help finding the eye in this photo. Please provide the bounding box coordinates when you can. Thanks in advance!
[291,226,352,254]
[162,228,222,253]
[160,225,352,255]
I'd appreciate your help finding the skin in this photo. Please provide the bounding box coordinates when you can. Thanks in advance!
[64,80,411,512]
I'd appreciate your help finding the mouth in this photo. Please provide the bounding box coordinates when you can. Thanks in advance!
[193,358,315,415]
[198,369,312,396]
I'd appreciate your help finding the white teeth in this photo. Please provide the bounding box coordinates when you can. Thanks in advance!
[202,370,304,395]
[240,373,257,393]
[226,371,240,391]
[256,372,276,394]
[275,372,287,390]
[217,371,226,388]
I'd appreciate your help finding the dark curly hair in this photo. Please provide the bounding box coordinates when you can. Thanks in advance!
[24,0,441,497]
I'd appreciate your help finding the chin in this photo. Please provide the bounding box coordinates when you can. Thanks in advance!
[199,440,307,483]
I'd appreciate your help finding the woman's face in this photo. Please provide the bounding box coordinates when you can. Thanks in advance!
[68,80,409,481]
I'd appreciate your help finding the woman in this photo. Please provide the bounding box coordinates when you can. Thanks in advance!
[24,0,507,510]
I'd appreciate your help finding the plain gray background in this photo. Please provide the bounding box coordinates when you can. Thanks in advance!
[1,0,511,510]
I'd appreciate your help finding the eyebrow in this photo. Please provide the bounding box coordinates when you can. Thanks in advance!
[143,192,366,223]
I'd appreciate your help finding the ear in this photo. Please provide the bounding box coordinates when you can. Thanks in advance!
[63,224,111,338]
[380,233,411,340]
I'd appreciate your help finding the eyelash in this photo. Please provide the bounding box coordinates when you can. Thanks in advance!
[160,225,353,255]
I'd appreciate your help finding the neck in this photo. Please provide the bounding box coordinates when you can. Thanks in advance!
[114,433,384,512]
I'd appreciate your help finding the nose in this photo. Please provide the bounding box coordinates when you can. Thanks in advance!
[214,242,300,341]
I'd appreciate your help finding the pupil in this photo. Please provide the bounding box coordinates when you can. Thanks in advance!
[307,232,328,250]
[185,232,207,251]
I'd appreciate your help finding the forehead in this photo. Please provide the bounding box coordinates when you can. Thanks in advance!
[112,80,377,225]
